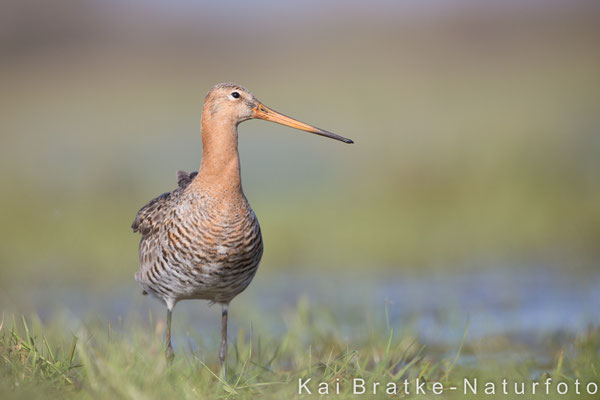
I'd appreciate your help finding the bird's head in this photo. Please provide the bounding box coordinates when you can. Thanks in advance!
[203,83,353,144]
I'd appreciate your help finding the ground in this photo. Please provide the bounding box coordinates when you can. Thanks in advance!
[1,301,599,399]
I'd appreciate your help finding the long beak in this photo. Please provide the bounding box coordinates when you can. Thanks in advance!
[253,103,353,144]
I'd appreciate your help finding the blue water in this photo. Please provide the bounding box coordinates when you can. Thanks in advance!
[247,266,600,342]
[7,265,600,353]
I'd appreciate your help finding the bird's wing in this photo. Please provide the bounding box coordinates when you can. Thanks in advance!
[131,170,198,235]
[176,170,198,188]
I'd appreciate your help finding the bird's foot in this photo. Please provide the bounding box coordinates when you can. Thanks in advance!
[219,363,227,381]
[165,345,175,365]
[219,346,227,380]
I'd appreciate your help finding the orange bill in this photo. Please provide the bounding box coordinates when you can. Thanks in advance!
[253,103,353,144]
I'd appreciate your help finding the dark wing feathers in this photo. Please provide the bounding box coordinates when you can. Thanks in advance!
[131,170,198,235]
[176,170,198,188]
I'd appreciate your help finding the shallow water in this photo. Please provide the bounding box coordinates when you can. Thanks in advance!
[5,265,600,351]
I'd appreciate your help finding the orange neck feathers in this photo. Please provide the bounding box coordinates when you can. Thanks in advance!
[196,108,243,197]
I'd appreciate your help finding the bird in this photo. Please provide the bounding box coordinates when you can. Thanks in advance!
[132,83,353,368]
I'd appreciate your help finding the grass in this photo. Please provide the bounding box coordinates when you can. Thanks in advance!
[1,302,599,399]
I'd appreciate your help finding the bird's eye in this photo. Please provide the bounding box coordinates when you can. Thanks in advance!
[231,92,240,99]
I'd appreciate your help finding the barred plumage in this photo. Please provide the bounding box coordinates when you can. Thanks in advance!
[132,83,352,368]
[133,170,263,308]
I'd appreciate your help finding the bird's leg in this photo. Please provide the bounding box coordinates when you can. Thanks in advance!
[165,308,175,364]
[219,304,229,369]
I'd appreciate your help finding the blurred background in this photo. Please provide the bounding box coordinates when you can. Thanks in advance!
[1,0,599,340]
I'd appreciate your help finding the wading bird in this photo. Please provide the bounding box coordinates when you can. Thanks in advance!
[132,83,353,367]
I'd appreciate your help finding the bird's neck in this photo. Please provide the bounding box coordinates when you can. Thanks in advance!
[196,113,243,197]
